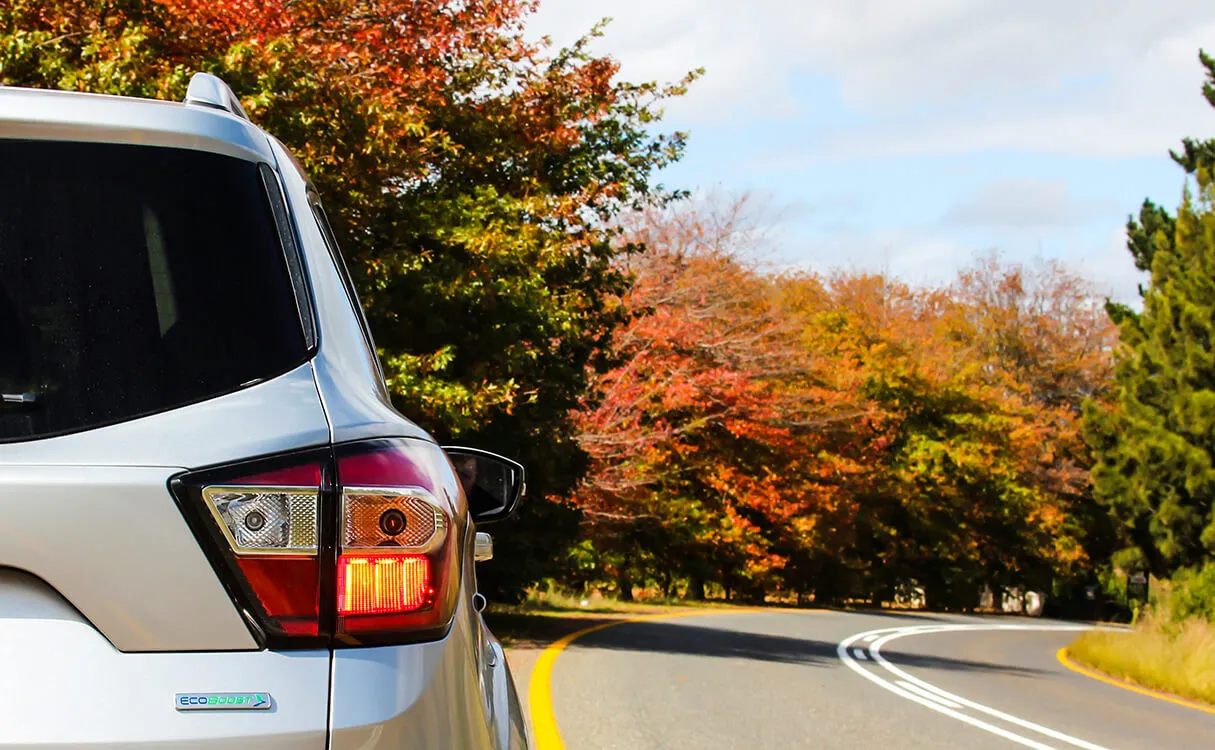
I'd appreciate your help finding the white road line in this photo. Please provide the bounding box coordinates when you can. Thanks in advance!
[896,680,963,709]
[851,648,868,661]
[838,625,1113,750]
[862,634,881,643]
[838,634,1061,750]
[868,626,1109,750]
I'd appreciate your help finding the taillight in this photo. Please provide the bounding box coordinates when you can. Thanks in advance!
[333,439,460,644]
[171,438,463,649]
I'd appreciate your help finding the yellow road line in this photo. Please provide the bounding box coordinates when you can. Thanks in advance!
[1056,647,1215,716]
[527,608,765,750]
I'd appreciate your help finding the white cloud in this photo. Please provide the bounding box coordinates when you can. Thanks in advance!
[778,227,975,286]
[775,223,1145,305]
[527,0,1215,157]
[943,179,1105,228]
[527,1,1178,305]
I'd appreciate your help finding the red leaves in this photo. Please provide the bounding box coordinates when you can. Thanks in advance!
[157,0,293,40]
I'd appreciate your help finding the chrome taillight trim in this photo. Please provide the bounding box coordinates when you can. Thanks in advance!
[201,484,320,556]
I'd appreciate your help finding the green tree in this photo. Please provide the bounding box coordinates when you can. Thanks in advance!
[1086,50,1215,577]
[1087,175,1215,575]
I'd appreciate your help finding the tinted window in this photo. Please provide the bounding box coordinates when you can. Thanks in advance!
[0,140,307,441]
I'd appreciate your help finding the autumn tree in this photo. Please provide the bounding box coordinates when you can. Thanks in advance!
[953,258,1120,586]
[0,0,696,597]
[573,198,852,601]
[784,267,1108,608]
[572,198,1117,608]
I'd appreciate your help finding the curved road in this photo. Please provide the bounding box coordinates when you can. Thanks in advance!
[530,610,1214,749]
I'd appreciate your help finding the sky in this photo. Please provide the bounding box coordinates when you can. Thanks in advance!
[526,0,1215,303]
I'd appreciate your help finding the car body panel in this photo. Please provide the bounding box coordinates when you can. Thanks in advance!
[329,555,527,750]
[0,465,256,652]
[0,570,329,749]
[485,634,531,750]
[330,596,492,749]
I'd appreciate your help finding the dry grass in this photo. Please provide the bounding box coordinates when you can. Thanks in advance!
[1069,611,1215,706]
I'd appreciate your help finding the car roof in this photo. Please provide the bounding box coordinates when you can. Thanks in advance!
[0,77,274,164]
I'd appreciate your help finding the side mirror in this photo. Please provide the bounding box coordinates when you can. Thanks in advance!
[443,446,525,524]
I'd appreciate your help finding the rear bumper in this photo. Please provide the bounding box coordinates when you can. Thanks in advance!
[0,572,527,749]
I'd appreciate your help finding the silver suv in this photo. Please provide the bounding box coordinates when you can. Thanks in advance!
[0,74,530,750]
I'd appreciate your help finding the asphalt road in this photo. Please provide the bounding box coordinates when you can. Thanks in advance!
[536,609,1215,750]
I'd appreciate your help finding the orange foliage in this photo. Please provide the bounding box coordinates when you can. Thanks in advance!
[571,196,1117,605]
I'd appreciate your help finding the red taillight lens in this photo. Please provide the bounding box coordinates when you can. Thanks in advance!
[236,557,320,635]
[337,554,432,614]
[334,440,458,641]
[172,439,461,649]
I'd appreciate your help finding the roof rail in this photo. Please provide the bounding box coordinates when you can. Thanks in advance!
[183,73,249,121]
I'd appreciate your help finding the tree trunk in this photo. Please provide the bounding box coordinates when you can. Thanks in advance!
[616,570,634,602]
[687,575,706,601]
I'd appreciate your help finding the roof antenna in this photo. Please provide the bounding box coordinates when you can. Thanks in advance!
[183,73,249,121]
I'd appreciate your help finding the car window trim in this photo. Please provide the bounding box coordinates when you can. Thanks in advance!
[260,163,318,351]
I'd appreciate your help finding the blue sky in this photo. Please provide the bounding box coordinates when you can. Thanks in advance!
[529,0,1215,303]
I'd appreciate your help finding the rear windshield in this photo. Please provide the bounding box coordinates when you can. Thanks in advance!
[0,140,307,442]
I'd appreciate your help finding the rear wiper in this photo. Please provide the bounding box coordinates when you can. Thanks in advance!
[1,392,39,408]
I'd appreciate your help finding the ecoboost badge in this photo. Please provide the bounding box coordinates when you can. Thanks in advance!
[176,693,272,711]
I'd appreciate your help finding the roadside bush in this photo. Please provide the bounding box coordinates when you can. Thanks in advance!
[1046,570,1133,622]
[1166,563,1215,624]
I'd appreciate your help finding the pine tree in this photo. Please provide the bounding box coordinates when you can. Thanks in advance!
[1086,52,1215,574]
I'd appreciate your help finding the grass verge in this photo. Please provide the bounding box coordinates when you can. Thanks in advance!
[1068,614,1215,707]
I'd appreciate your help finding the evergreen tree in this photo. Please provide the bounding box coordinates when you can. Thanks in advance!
[1086,50,1215,574]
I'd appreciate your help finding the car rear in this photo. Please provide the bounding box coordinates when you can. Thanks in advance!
[0,83,526,749]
